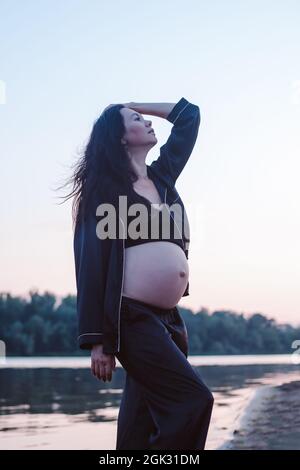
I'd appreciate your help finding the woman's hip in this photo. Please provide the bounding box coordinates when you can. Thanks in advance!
[120,294,189,358]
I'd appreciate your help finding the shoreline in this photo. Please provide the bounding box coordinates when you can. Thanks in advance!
[1,353,297,368]
[218,379,300,450]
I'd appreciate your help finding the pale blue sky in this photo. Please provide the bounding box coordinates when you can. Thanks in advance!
[1,0,300,325]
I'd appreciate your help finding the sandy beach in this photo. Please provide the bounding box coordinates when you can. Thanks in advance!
[222,380,300,450]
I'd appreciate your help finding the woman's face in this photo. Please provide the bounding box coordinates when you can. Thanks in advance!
[120,107,157,148]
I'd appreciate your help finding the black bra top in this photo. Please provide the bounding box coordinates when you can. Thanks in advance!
[124,188,185,253]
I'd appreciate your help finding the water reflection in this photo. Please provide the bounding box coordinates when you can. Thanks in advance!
[0,359,299,449]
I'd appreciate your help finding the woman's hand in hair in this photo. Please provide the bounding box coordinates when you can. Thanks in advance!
[91,344,116,382]
[102,102,134,114]
[102,103,117,114]
[122,102,135,109]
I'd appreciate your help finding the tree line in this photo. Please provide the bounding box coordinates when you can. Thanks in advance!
[0,291,299,356]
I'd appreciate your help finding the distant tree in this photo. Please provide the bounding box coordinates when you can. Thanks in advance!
[0,290,299,356]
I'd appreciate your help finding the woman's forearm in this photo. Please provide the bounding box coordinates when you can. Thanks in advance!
[124,102,176,120]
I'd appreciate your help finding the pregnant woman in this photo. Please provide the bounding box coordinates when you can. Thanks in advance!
[70,97,214,450]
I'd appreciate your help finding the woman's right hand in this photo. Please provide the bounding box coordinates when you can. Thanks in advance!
[91,344,116,382]
[102,102,135,115]
[123,102,135,109]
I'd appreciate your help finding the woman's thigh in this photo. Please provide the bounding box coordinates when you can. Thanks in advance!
[116,298,214,449]
[116,298,209,400]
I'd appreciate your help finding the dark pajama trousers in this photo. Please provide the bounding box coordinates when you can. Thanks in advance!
[115,295,214,450]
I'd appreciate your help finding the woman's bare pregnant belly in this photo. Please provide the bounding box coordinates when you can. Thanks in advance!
[122,241,189,309]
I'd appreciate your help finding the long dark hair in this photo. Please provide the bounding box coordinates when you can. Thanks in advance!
[55,104,138,230]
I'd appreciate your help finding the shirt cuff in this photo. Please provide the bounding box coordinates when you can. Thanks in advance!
[78,333,103,350]
[166,97,190,124]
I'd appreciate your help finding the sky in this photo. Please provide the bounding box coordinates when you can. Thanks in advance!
[0,0,299,326]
